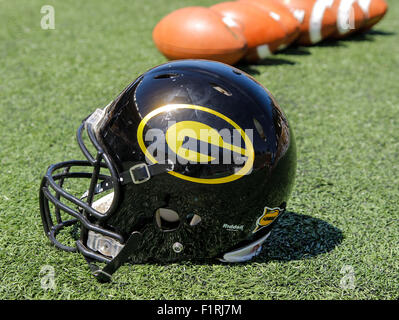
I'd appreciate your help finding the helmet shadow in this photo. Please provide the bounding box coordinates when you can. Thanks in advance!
[254,211,343,263]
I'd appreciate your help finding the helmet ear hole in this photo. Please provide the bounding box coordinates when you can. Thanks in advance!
[155,208,180,231]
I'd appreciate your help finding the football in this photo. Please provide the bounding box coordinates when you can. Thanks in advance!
[357,0,388,31]
[275,0,337,45]
[329,0,366,38]
[239,0,301,49]
[152,6,247,65]
[211,1,287,62]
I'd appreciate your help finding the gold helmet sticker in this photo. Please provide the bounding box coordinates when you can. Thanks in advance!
[253,207,284,233]
[137,104,255,184]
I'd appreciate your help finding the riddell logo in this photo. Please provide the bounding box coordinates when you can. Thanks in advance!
[137,104,255,184]
[223,224,244,232]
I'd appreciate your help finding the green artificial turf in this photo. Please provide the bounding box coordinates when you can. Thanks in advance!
[0,0,398,299]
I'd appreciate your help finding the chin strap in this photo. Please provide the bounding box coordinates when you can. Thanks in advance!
[85,231,142,283]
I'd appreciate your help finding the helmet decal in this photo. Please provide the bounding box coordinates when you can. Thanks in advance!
[137,104,255,184]
[253,206,284,233]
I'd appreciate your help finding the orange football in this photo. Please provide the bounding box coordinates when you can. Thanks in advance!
[152,7,247,65]
[239,0,301,49]
[330,0,366,38]
[276,0,337,45]
[357,0,388,31]
[211,1,287,62]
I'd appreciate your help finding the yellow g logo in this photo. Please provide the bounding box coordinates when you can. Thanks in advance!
[137,104,254,184]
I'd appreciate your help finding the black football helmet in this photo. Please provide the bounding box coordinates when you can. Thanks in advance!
[39,60,296,282]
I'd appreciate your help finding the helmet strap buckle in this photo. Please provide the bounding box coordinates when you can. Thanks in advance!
[120,162,174,185]
[129,163,151,184]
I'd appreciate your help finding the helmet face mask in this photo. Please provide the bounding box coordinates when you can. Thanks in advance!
[39,112,123,258]
[39,60,296,282]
